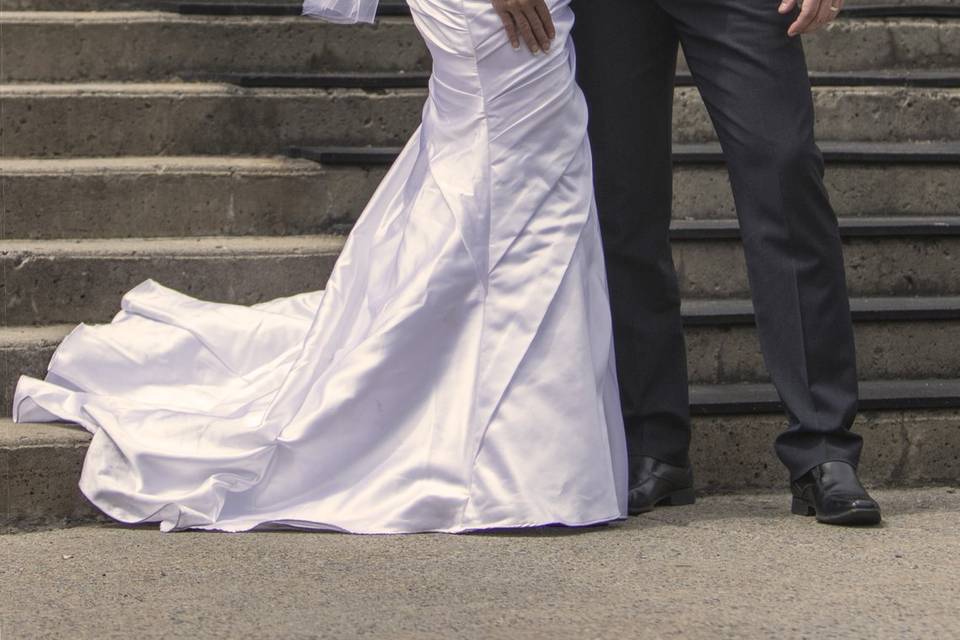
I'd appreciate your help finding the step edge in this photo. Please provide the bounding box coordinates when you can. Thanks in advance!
[692,379,960,414]
[2,296,958,346]
[5,377,960,433]
[0,234,347,256]
[289,142,960,166]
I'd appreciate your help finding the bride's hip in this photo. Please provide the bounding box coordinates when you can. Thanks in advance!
[408,0,572,27]
[411,0,578,109]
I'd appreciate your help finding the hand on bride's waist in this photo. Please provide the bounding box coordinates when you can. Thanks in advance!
[491,0,556,55]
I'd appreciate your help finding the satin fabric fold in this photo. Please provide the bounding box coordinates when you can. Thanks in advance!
[302,0,379,24]
[12,0,629,533]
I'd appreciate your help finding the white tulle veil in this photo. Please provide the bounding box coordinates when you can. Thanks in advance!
[302,0,380,23]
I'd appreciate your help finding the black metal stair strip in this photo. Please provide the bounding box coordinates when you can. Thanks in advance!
[690,378,960,414]
[289,146,396,164]
[192,71,432,89]
[173,2,299,15]
[287,142,960,165]
[682,296,960,326]
[204,70,960,89]
[670,216,960,240]
[677,70,960,88]
[170,0,409,15]
[677,141,960,164]
[167,1,960,18]
[840,4,960,18]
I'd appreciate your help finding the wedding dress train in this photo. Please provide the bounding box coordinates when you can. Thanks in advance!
[12,0,629,533]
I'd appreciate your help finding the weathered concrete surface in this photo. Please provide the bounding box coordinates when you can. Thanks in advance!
[0,84,427,157]
[675,235,960,299]
[3,411,958,531]
[5,316,959,410]
[5,0,959,9]
[1,487,958,639]
[672,86,960,145]
[0,421,99,532]
[4,160,959,240]
[0,157,381,239]
[0,235,344,325]
[691,410,960,491]
[0,14,433,81]
[0,325,69,417]
[3,84,958,156]
[1,233,956,324]
[2,13,959,81]
[677,164,960,220]
[2,232,957,325]
[2,0,290,7]
[802,18,960,72]
[685,320,960,384]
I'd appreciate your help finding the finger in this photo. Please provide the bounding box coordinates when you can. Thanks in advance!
[810,0,837,32]
[788,0,816,36]
[497,9,520,49]
[533,0,556,40]
[521,4,551,51]
[788,0,821,36]
[819,0,843,24]
[511,9,540,53]
[778,0,796,13]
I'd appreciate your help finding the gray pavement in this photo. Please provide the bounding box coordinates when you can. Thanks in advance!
[1,488,958,639]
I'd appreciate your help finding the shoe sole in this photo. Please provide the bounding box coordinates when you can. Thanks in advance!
[629,488,696,516]
[791,497,882,526]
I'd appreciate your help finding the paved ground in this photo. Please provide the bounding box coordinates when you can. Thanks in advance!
[1,488,958,639]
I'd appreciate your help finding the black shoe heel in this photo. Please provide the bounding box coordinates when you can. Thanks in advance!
[659,488,696,507]
[791,496,816,516]
[627,457,696,514]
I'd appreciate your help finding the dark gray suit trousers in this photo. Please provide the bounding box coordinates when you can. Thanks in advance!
[570,0,863,479]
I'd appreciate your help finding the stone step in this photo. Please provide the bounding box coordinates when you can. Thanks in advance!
[843,4,960,15]
[4,0,959,10]
[0,156,378,239]
[296,140,960,218]
[5,297,959,414]
[0,84,424,157]
[684,296,960,384]
[1,325,71,417]
[0,0,299,9]
[2,216,958,324]
[671,216,960,239]
[4,83,959,158]
[173,0,960,16]
[676,234,959,300]
[694,378,960,412]
[172,0,411,15]
[217,69,960,89]
[1,13,957,83]
[0,13,432,82]
[3,152,958,239]
[300,141,960,165]
[0,235,343,325]
[4,380,958,528]
[3,175,959,318]
[0,157,380,239]
[175,1,960,16]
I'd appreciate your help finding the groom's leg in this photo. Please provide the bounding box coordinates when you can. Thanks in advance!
[657,0,863,478]
[571,0,691,467]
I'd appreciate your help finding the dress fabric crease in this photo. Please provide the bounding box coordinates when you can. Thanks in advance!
[12,0,629,533]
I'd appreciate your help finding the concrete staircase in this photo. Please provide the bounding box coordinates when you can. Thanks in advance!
[2,0,959,530]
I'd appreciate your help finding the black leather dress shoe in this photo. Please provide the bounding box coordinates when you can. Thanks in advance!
[628,456,695,515]
[791,461,882,526]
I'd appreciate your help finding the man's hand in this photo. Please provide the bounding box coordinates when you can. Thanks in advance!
[492,0,556,54]
[780,0,843,37]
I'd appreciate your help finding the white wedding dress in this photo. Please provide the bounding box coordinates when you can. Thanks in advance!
[12,0,628,533]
